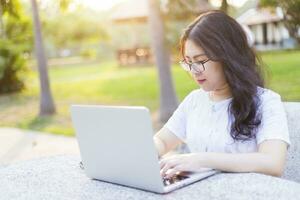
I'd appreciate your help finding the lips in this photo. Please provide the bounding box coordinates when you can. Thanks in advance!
[197,79,206,84]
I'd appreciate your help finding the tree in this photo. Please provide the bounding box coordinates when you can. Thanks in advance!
[31,0,55,115]
[148,0,178,123]
[44,10,108,53]
[146,0,214,123]
[260,0,300,44]
[0,0,32,94]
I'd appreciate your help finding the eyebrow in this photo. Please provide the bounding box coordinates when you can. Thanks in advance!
[185,54,206,59]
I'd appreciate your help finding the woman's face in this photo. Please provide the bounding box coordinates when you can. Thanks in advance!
[184,39,228,92]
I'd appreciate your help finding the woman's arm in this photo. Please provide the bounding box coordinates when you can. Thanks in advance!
[199,140,288,176]
[160,140,288,178]
[153,127,183,157]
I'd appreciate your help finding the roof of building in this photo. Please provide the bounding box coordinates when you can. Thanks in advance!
[237,8,284,25]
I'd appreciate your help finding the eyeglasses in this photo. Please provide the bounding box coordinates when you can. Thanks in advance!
[179,59,210,73]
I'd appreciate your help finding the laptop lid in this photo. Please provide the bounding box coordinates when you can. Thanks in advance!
[71,105,165,193]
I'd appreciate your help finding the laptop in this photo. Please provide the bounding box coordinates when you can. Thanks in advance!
[70,105,220,194]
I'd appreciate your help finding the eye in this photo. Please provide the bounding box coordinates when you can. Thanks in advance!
[195,59,209,65]
[185,60,192,64]
[195,60,206,65]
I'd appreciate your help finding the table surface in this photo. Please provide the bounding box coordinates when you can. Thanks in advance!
[0,155,300,200]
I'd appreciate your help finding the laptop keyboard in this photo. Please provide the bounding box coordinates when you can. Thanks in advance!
[162,174,189,186]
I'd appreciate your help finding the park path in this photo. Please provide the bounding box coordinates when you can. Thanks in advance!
[0,127,79,166]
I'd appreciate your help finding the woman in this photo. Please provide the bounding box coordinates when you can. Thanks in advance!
[154,11,290,179]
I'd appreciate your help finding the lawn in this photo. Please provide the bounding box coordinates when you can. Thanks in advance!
[0,50,299,136]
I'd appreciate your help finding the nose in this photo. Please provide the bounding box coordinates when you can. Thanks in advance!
[192,71,203,77]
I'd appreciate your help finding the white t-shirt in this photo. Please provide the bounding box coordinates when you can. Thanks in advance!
[163,87,291,153]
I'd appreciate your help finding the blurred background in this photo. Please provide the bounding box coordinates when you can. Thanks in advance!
[0,0,299,164]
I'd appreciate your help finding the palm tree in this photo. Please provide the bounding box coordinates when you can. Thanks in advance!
[31,0,56,116]
[148,0,178,123]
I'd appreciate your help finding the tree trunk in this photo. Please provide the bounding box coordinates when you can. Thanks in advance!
[31,0,56,116]
[148,0,178,123]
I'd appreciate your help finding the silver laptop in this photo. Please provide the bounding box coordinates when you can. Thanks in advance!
[70,105,220,193]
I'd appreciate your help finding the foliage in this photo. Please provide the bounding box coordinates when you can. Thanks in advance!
[44,12,108,47]
[42,7,109,57]
[0,0,32,94]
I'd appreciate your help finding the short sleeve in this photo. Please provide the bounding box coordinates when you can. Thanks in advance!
[256,90,291,149]
[163,90,199,142]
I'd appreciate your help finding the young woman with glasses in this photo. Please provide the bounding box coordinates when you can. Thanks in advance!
[154,10,290,179]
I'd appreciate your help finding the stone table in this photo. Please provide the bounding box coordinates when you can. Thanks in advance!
[0,155,300,200]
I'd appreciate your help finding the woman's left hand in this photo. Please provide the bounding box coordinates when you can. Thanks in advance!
[159,153,209,178]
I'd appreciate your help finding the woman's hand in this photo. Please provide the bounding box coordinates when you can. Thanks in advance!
[159,153,211,178]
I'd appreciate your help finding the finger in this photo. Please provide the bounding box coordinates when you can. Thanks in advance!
[172,165,187,176]
[159,156,175,167]
[159,157,176,170]
[164,168,180,179]
[160,159,185,177]
[164,164,187,178]
[160,162,172,176]
[160,161,177,176]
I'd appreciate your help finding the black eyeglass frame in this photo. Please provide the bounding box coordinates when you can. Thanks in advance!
[179,59,210,73]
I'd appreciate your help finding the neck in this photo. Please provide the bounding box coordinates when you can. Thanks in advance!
[210,84,232,102]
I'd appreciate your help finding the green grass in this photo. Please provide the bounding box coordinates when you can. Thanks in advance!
[261,50,300,100]
[0,50,299,136]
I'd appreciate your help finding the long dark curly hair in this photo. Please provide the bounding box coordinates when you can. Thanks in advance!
[180,10,265,142]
